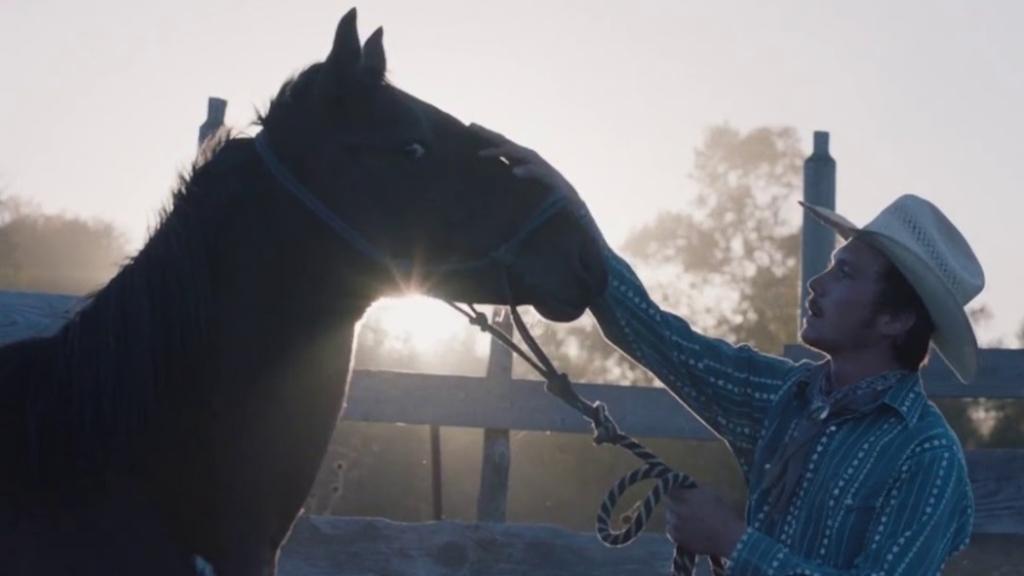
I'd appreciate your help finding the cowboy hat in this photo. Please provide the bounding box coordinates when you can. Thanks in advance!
[800,194,984,383]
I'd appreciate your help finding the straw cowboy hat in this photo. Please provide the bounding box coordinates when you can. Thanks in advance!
[800,194,985,383]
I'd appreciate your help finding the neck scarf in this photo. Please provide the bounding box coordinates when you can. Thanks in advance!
[762,366,908,522]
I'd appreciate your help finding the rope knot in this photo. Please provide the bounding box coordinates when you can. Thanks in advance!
[591,402,621,445]
[468,311,490,332]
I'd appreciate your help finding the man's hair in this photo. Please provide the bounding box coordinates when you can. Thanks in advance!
[873,258,935,371]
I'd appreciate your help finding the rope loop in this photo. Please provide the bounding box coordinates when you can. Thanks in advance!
[441,302,727,575]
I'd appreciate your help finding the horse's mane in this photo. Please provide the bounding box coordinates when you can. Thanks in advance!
[15,123,263,480]
[11,60,379,481]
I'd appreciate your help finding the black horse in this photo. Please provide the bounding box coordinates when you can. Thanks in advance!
[0,9,606,576]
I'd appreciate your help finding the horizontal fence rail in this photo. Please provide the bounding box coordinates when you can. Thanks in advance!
[2,290,1023,536]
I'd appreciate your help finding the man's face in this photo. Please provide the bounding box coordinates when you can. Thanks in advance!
[801,238,890,355]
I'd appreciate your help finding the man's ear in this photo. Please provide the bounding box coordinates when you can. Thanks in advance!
[878,309,917,341]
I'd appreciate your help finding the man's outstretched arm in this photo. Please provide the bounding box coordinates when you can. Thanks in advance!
[470,123,801,472]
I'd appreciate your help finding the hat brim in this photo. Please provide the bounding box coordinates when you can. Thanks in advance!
[799,201,978,383]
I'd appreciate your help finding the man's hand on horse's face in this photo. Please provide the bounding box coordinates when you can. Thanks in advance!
[664,486,747,559]
[470,123,583,207]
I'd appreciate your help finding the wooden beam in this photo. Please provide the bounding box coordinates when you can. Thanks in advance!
[429,424,443,521]
[2,292,1020,536]
[3,291,1021,398]
[278,516,701,576]
[966,449,1024,535]
[0,291,84,346]
[476,308,513,523]
[342,370,719,441]
[784,345,1024,399]
[198,97,227,148]
[277,516,1023,576]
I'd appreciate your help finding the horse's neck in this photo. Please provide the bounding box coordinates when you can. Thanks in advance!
[46,139,374,467]
[202,141,374,371]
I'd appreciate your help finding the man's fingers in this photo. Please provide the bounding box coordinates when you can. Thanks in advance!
[468,123,509,145]
[478,144,537,164]
[477,145,516,158]
[511,164,547,179]
[666,487,690,503]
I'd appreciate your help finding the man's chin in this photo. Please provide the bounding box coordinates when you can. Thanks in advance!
[799,327,828,354]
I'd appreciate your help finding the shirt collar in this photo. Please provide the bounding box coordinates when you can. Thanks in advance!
[880,371,926,424]
[796,362,925,424]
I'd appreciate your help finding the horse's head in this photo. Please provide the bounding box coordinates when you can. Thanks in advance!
[256,8,606,322]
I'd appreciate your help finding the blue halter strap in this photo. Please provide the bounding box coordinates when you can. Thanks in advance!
[253,131,569,276]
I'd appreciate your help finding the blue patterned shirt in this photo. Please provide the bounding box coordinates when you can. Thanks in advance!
[589,249,974,575]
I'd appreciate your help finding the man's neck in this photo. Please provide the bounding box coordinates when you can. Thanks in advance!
[827,347,906,391]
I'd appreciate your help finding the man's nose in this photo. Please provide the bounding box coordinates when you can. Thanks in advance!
[807,273,823,296]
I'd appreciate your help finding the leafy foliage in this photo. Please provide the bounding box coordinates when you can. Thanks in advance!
[524,125,806,387]
[0,194,128,294]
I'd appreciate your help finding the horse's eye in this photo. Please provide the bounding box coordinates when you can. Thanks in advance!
[403,142,427,160]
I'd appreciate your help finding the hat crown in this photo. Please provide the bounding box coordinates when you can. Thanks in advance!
[863,195,984,305]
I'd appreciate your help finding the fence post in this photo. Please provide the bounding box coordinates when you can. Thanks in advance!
[800,131,837,329]
[199,97,228,148]
[430,424,443,520]
[476,307,514,523]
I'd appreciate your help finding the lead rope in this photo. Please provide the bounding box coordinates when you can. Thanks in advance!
[446,301,727,576]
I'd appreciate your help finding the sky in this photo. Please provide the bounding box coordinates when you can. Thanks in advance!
[2,0,1022,344]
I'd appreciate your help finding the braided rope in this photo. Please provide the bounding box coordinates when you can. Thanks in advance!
[590,405,727,576]
[450,302,727,576]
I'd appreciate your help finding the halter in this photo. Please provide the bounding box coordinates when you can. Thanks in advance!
[254,131,725,576]
[253,132,569,277]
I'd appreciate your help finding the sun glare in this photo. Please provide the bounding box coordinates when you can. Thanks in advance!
[363,295,479,354]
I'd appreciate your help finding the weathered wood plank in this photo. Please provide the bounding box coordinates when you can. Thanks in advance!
[785,344,1024,398]
[3,292,1020,537]
[3,292,1020,398]
[477,308,513,523]
[430,424,443,521]
[277,516,707,576]
[0,291,84,346]
[343,370,719,441]
[343,375,1023,534]
[277,517,1024,576]
[966,449,1024,535]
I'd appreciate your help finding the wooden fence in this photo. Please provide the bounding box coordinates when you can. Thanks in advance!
[1,99,1021,574]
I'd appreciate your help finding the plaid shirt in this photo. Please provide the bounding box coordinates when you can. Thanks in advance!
[589,249,974,575]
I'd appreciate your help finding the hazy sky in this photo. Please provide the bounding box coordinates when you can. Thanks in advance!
[2,0,1022,343]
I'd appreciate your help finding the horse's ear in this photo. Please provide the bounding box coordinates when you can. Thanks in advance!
[361,27,386,83]
[324,8,362,85]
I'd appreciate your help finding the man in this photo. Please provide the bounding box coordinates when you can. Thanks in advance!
[472,124,982,574]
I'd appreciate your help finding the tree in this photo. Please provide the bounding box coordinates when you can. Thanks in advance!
[523,124,805,386]
[0,193,129,294]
